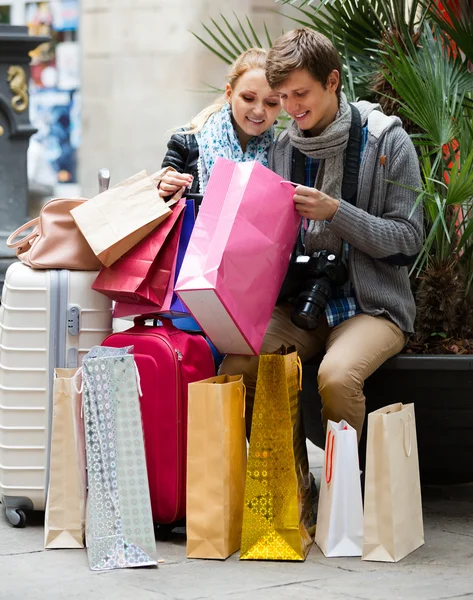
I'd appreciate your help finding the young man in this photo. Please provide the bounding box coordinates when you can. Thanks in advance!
[219,28,423,441]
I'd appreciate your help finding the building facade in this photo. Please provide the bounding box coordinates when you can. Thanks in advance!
[78,0,297,197]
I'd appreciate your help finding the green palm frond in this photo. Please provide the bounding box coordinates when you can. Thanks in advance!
[378,26,473,151]
[191,13,268,66]
[278,0,427,45]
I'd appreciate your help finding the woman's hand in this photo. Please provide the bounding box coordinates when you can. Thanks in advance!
[293,185,340,221]
[158,171,193,198]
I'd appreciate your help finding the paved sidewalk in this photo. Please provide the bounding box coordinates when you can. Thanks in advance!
[1,445,473,600]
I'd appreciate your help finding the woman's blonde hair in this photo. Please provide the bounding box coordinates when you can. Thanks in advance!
[185,48,268,135]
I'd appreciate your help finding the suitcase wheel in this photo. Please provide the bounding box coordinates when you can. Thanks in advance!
[155,523,173,541]
[6,508,26,528]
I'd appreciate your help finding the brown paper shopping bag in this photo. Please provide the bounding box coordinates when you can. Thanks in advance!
[44,368,87,549]
[71,169,173,267]
[362,403,424,562]
[240,347,315,561]
[186,374,247,559]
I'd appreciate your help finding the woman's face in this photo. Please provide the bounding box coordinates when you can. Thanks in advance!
[226,68,281,148]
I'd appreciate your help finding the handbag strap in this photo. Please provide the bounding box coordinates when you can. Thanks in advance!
[6,218,39,249]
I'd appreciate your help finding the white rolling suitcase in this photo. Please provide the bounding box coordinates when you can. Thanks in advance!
[0,262,112,526]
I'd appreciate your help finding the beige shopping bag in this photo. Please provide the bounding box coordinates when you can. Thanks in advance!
[362,403,424,562]
[186,374,247,559]
[71,169,173,267]
[44,368,86,549]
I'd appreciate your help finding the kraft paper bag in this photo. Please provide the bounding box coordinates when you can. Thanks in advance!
[240,347,315,561]
[362,403,424,562]
[186,374,247,560]
[315,420,363,557]
[44,368,86,549]
[71,169,173,267]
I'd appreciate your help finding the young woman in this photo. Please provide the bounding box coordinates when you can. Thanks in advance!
[158,48,281,198]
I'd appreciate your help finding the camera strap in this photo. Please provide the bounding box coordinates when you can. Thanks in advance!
[291,103,363,206]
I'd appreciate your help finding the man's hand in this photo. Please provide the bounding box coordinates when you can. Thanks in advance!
[293,185,340,221]
[158,172,193,198]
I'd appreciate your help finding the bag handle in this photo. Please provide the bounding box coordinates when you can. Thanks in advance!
[401,412,413,457]
[6,218,39,249]
[133,315,163,327]
[134,316,178,336]
[294,356,303,391]
[238,383,246,418]
[325,430,335,484]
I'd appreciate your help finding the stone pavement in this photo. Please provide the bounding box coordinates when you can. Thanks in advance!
[1,445,473,600]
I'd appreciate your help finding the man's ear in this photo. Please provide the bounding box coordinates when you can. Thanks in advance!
[225,83,232,101]
[327,69,340,93]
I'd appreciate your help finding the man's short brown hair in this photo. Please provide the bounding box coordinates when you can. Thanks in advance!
[266,28,342,98]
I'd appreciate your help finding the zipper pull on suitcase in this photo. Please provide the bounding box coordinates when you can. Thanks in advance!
[98,168,110,193]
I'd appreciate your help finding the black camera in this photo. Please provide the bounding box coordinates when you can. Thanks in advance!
[279,250,348,330]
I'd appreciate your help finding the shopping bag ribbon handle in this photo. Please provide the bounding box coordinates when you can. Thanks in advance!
[71,368,85,420]
[72,367,83,395]
[326,430,335,484]
[294,356,303,391]
[238,383,247,418]
[401,412,413,457]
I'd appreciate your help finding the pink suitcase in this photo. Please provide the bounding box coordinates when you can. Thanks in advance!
[102,318,215,529]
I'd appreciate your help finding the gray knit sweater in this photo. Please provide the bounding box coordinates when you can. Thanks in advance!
[269,108,423,333]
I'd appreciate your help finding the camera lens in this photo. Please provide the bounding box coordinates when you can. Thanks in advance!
[291,279,332,330]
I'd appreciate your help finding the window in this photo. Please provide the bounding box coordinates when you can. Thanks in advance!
[0,5,11,23]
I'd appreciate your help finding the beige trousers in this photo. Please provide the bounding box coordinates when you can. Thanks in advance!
[219,305,406,441]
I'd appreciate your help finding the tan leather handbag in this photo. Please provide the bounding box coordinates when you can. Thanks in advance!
[7,197,102,270]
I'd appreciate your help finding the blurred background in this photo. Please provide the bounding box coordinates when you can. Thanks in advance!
[0,0,300,206]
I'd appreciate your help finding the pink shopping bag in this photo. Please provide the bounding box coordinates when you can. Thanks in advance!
[175,158,300,355]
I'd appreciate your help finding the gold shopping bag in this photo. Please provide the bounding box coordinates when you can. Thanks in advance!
[186,374,247,559]
[71,169,174,267]
[240,347,315,561]
[362,403,424,562]
[44,368,86,549]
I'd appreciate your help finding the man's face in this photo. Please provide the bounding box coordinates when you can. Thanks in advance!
[276,68,340,136]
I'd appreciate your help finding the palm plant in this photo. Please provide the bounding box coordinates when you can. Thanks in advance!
[377,25,473,350]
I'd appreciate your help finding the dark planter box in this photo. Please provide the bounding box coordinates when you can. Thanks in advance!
[301,354,473,485]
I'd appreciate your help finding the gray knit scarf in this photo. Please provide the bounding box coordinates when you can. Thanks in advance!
[288,92,352,255]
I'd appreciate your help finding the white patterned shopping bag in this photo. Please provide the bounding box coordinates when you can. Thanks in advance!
[81,346,156,571]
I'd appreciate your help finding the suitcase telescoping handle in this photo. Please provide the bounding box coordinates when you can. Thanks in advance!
[98,168,110,193]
